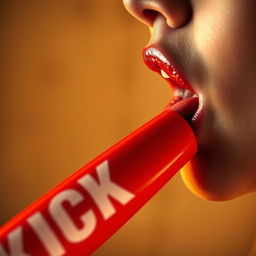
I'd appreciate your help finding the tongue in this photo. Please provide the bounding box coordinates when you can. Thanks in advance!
[167,96,199,123]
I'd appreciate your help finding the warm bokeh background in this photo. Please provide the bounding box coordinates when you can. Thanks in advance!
[1,1,256,255]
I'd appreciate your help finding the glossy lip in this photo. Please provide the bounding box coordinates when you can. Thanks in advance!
[143,46,196,94]
[143,45,204,136]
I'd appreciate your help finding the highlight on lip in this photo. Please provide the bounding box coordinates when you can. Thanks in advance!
[143,45,204,133]
[161,69,171,79]
[143,46,194,92]
[143,45,199,107]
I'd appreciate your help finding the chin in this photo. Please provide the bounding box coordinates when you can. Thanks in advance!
[180,157,255,202]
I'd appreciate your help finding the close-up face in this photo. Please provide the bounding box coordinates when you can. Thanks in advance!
[1,2,256,255]
[123,0,256,200]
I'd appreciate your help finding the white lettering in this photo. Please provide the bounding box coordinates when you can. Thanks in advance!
[0,227,30,256]
[78,160,135,220]
[49,189,96,243]
[28,212,65,256]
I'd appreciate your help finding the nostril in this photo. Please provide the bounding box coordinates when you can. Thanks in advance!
[142,9,158,27]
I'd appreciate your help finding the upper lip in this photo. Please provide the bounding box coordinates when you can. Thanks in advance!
[143,45,196,94]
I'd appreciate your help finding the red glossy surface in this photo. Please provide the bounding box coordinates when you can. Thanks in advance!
[0,109,197,256]
[143,46,195,93]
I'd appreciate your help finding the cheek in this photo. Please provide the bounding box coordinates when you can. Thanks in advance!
[208,33,256,140]
[194,1,256,132]
[185,1,256,198]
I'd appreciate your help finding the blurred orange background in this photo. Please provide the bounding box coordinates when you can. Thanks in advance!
[0,1,256,255]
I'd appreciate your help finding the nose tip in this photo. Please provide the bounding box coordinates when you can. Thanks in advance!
[123,0,192,29]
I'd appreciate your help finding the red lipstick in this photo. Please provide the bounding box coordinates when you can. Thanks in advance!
[143,45,204,135]
[143,46,195,93]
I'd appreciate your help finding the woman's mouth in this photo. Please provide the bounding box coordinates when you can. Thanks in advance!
[142,46,204,135]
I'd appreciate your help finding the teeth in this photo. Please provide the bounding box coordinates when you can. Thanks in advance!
[173,88,184,97]
[160,68,196,99]
[183,89,194,99]
[161,69,170,79]
[174,88,196,99]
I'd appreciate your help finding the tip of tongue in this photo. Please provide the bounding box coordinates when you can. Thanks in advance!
[168,96,199,124]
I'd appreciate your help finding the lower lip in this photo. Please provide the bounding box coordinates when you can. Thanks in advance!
[166,95,204,136]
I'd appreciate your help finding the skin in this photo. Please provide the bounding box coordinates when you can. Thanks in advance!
[123,0,256,200]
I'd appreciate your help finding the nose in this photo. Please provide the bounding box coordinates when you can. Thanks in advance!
[123,0,192,29]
